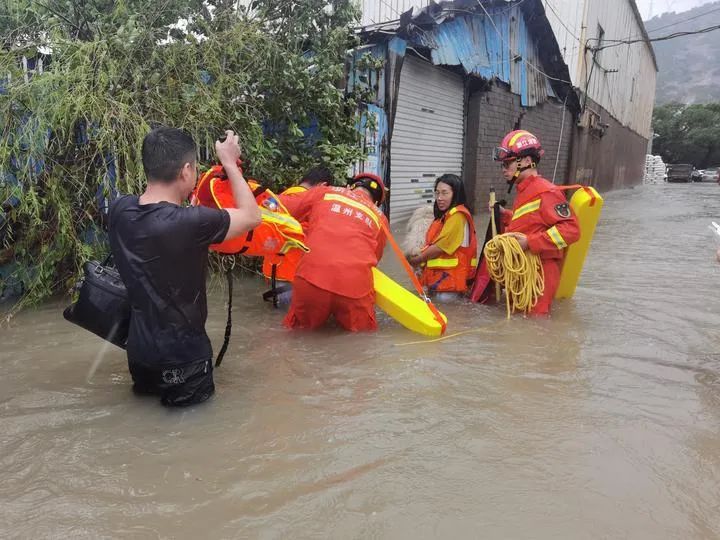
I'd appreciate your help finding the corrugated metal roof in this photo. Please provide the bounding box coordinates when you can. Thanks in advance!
[359,0,580,113]
[411,7,548,106]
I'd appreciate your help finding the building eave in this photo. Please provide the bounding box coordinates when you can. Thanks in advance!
[628,0,659,72]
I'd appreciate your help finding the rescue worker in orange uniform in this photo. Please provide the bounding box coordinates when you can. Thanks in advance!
[493,130,580,316]
[261,166,333,305]
[280,173,388,331]
[408,173,478,299]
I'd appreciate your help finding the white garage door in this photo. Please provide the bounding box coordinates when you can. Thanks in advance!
[389,55,465,222]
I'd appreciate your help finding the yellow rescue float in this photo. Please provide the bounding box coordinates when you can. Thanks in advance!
[373,268,448,336]
[555,186,604,298]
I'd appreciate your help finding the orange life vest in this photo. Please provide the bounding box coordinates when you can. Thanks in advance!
[261,185,309,282]
[191,164,308,258]
[420,204,478,293]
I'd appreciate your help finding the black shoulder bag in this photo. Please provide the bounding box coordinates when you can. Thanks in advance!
[63,257,233,366]
[63,256,130,349]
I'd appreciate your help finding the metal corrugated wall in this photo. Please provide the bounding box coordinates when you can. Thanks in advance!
[540,0,656,138]
[416,9,549,107]
[359,0,432,26]
[389,56,465,222]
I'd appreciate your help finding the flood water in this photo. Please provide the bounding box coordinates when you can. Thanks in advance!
[1,183,720,539]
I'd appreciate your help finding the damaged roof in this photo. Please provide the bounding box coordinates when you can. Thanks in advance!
[359,0,582,114]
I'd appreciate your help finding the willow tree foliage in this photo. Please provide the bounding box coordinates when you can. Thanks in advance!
[0,0,369,313]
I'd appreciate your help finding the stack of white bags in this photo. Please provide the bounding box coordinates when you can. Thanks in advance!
[643,155,666,184]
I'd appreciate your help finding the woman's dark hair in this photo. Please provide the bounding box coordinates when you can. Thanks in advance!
[433,173,469,219]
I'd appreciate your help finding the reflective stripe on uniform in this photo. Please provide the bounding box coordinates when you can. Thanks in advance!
[511,199,541,221]
[547,225,567,249]
[427,257,459,269]
[323,194,379,227]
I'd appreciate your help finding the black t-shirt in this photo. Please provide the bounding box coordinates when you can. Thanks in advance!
[108,195,230,368]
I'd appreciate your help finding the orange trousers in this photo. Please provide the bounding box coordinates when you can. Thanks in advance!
[471,257,561,316]
[532,258,561,316]
[283,277,377,331]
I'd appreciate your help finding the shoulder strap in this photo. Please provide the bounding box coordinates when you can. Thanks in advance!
[214,266,233,367]
[98,248,234,367]
[101,253,115,267]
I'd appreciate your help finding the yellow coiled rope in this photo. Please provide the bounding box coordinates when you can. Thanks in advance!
[483,234,545,318]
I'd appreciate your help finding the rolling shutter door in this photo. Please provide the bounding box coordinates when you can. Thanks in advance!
[389,55,465,222]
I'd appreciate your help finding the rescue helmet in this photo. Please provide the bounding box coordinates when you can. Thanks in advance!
[350,172,387,205]
[493,130,545,163]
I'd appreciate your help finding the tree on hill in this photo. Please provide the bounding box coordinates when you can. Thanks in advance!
[652,102,720,167]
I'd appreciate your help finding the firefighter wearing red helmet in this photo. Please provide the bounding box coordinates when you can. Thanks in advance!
[348,172,387,205]
[493,130,580,316]
[280,172,388,331]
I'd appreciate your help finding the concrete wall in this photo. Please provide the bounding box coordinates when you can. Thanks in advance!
[568,98,649,192]
[463,81,574,212]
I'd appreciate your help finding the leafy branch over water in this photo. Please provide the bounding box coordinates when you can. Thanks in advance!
[1,0,369,316]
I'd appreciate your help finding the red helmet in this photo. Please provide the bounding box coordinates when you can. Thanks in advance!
[350,172,387,205]
[493,130,545,162]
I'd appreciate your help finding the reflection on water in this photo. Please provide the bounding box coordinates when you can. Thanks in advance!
[1,184,719,538]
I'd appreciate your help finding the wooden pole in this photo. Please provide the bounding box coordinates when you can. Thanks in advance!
[489,188,501,302]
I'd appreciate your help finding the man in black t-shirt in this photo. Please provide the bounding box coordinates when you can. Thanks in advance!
[109,127,260,406]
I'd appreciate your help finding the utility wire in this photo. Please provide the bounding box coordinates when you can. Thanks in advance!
[476,0,573,172]
[543,0,582,67]
[590,23,720,51]
[543,0,582,42]
[583,4,720,45]
[377,0,402,19]
[476,0,574,85]
[646,5,720,35]
[551,91,569,184]
[601,67,619,120]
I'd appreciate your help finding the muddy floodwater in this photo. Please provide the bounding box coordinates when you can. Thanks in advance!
[2,184,720,539]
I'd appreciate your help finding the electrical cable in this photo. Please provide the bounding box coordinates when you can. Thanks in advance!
[589,23,720,51]
[476,0,574,85]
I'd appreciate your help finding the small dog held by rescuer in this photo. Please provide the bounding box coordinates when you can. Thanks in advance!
[403,204,435,258]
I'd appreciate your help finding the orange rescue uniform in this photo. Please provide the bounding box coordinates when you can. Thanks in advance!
[420,205,478,293]
[501,174,580,315]
[261,185,308,283]
[280,186,388,331]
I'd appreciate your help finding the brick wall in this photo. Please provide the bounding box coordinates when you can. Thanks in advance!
[463,81,574,212]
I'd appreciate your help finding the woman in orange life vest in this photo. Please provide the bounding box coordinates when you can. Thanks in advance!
[261,166,334,306]
[408,173,478,300]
